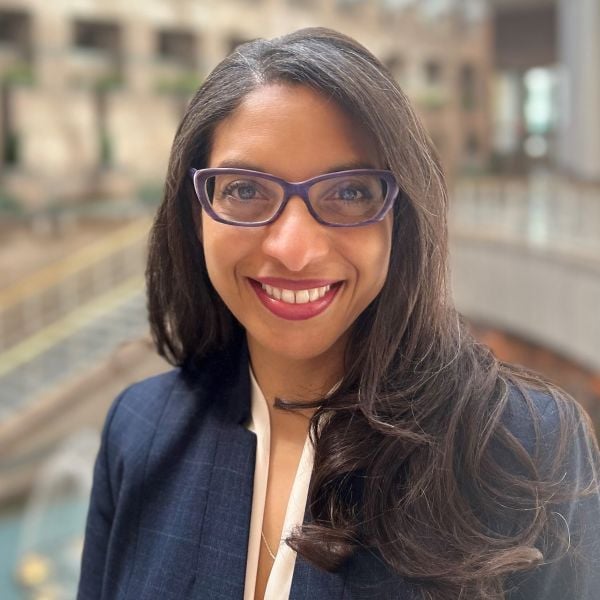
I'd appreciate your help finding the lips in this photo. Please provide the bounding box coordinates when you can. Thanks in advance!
[249,278,342,320]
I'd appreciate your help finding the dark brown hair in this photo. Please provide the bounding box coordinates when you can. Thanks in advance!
[147,28,599,599]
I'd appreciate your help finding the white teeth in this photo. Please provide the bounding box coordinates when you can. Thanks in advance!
[260,283,333,304]
[295,290,310,304]
[281,289,295,303]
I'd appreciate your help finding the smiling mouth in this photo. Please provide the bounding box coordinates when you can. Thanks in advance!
[259,283,332,304]
[249,278,342,320]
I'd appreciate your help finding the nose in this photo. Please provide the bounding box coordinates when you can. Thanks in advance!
[261,196,330,272]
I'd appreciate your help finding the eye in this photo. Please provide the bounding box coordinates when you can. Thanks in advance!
[336,184,371,202]
[327,180,375,204]
[222,180,262,201]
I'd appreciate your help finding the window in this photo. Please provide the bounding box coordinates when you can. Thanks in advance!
[0,10,32,60]
[157,29,197,68]
[424,60,442,85]
[0,10,32,168]
[73,20,121,56]
[465,132,480,158]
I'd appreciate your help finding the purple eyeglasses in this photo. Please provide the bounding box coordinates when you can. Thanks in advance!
[189,167,399,227]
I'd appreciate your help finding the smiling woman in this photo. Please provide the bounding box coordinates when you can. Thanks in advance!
[77,28,600,600]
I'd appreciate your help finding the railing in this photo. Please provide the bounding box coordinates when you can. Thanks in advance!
[451,174,600,258]
[0,217,151,355]
[450,173,600,374]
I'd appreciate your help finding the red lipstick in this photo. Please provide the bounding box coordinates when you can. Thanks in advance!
[248,278,342,321]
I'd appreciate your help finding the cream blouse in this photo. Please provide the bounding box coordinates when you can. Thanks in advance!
[244,369,315,600]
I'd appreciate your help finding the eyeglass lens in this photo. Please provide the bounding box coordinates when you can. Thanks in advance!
[204,172,388,225]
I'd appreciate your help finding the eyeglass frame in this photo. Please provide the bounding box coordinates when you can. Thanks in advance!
[189,167,400,228]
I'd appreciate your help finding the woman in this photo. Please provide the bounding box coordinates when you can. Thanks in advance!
[78,28,600,599]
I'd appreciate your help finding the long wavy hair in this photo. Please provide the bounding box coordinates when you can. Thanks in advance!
[147,28,599,599]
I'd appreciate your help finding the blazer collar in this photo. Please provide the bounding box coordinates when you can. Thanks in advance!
[185,328,252,425]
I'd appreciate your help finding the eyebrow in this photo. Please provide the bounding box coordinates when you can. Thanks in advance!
[213,159,378,177]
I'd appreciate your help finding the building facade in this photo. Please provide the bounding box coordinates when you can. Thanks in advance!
[0,0,493,209]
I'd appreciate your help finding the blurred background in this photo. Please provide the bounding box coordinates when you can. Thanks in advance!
[0,0,598,597]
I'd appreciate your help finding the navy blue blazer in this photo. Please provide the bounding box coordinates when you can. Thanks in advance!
[78,342,600,599]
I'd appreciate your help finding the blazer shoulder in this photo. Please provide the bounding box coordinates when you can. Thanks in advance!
[107,369,185,435]
[500,388,600,599]
[499,379,599,504]
[501,381,583,457]
[98,370,189,475]
[110,363,225,449]
[102,345,251,467]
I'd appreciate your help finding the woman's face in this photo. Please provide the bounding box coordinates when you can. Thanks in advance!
[202,84,393,365]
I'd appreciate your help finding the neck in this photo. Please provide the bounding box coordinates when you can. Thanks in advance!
[247,336,345,437]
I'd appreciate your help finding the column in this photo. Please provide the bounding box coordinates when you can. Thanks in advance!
[557,0,600,181]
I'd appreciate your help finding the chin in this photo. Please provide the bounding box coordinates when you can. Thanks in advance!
[250,329,347,364]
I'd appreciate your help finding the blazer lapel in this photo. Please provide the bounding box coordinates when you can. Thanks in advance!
[190,339,257,599]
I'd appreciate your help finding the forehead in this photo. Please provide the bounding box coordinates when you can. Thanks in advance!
[208,84,381,179]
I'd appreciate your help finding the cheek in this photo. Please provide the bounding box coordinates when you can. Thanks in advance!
[335,219,392,318]
[359,218,393,293]
[201,220,259,288]
[201,221,234,290]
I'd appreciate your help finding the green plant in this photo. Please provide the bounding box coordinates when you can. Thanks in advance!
[93,72,123,93]
[417,88,447,110]
[99,132,112,166]
[1,63,35,86]
[0,188,23,215]
[154,72,202,96]
[3,131,19,165]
